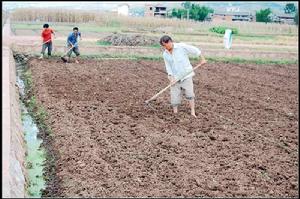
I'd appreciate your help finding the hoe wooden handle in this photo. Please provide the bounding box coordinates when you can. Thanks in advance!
[35,39,51,46]
[62,45,75,57]
[42,39,52,45]
[145,62,205,104]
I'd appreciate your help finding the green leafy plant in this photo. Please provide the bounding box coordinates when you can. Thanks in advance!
[172,3,213,21]
[256,8,272,23]
[209,26,238,34]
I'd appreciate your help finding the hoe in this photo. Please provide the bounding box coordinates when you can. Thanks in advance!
[36,39,52,57]
[60,45,75,63]
[145,62,206,107]
[61,41,79,63]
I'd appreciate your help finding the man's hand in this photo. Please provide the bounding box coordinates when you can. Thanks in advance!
[198,54,207,66]
[68,41,73,48]
[168,75,177,84]
[199,58,207,65]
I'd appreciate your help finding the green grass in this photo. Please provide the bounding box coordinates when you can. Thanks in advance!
[237,34,276,38]
[149,44,161,48]
[20,64,51,133]
[235,34,276,41]
[37,53,298,65]
[205,56,298,65]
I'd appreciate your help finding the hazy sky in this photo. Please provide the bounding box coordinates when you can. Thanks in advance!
[2,1,298,11]
[2,1,159,9]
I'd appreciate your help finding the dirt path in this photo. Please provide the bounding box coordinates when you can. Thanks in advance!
[25,57,298,197]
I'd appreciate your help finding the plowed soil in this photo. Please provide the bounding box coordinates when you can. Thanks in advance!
[26,57,298,197]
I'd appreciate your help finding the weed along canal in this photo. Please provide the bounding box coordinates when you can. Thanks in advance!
[15,53,47,197]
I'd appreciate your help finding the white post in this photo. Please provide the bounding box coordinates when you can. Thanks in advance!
[224,29,233,49]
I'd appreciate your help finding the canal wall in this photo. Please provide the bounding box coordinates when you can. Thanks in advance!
[2,19,27,198]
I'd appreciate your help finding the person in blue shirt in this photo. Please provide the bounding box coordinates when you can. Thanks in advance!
[61,27,82,63]
[160,35,207,118]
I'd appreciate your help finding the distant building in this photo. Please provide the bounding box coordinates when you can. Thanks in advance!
[226,6,240,12]
[271,13,295,24]
[211,12,254,22]
[144,4,167,17]
[117,3,129,16]
[205,13,213,21]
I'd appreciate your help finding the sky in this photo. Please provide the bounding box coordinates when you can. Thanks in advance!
[2,1,298,12]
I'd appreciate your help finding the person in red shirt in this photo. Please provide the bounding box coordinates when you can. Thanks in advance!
[39,23,55,59]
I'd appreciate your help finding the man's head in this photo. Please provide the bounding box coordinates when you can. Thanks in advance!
[43,24,49,29]
[73,27,79,34]
[160,35,173,51]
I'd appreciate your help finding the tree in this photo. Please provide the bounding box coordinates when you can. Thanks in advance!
[172,3,213,21]
[181,1,191,10]
[171,8,187,19]
[181,1,191,20]
[190,5,213,21]
[256,8,272,23]
[284,3,296,14]
[171,8,178,18]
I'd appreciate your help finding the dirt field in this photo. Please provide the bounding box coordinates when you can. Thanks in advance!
[25,57,298,197]
[12,40,299,61]
[9,32,299,61]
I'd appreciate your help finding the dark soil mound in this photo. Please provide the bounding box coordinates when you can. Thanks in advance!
[99,33,160,46]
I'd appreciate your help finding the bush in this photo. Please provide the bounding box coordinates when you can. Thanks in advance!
[209,26,238,34]
[256,8,272,23]
[171,4,213,21]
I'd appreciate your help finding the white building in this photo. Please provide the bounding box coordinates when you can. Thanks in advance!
[226,6,240,12]
[117,4,129,16]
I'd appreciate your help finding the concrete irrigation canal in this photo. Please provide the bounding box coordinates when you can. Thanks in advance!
[16,55,46,197]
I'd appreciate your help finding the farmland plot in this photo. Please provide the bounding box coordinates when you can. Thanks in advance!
[25,58,298,197]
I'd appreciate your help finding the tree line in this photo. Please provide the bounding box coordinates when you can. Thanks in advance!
[170,2,298,25]
[256,3,298,25]
[170,2,213,21]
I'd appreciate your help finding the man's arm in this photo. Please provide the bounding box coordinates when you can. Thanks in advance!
[164,60,173,76]
[180,43,201,56]
[181,43,206,66]
[67,34,74,46]
[199,53,207,65]
[41,30,44,42]
[51,29,56,38]
[163,55,176,83]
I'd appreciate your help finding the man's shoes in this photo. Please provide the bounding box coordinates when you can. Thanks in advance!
[39,55,43,59]
[75,60,79,64]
